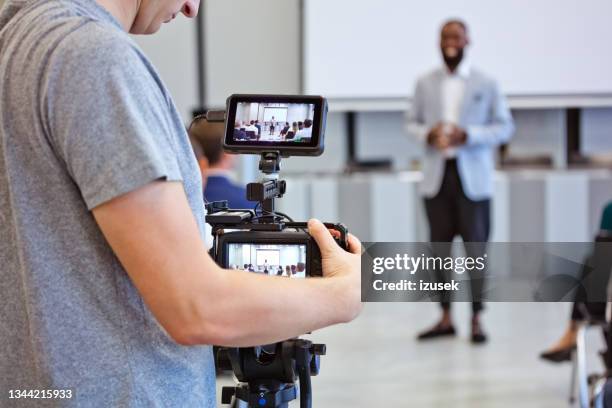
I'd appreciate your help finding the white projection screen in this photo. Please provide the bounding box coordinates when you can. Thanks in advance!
[263,107,289,122]
[304,0,612,100]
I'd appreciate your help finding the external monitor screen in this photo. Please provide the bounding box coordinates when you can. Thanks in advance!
[231,102,315,145]
[226,243,308,278]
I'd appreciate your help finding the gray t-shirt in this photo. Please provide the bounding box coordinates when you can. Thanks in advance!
[0,0,215,406]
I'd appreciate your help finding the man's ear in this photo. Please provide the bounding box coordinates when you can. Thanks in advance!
[197,157,209,175]
[197,157,209,190]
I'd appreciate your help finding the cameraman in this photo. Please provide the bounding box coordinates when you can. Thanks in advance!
[0,0,362,406]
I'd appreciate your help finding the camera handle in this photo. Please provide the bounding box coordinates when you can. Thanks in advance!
[218,339,326,408]
[246,152,285,222]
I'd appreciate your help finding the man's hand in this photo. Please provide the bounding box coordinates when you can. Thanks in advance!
[448,125,468,146]
[92,181,364,347]
[308,219,362,321]
[427,123,450,150]
[427,123,467,150]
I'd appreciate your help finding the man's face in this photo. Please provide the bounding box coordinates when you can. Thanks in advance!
[440,23,469,69]
[130,0,200,34]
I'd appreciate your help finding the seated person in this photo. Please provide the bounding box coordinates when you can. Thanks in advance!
[295,119,313,142]
[296,262,306,277]
[246,120,259,139]
[189,117,252,209]
[285,122,298,140]
[280,122,290,137]
[254,120,261,136]
[297,121,304,131]
[540,201,612,362]
[233,122,246,140]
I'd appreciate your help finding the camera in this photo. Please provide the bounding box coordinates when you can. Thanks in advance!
[223,94,327,157]
[204,94,347,408]
[206,94,346,278]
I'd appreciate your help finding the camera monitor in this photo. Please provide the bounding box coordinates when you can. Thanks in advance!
[224,94,327,157]
[226,243,308,278]
[217,231,324,277]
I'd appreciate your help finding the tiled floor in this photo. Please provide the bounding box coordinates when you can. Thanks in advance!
[217,302,606,407]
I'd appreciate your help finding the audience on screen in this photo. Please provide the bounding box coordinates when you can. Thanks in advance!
[233,122,246,140]
[233,116,314,143]
[280,122,291,136]
[234,262,306,278]
[295,119,313,142]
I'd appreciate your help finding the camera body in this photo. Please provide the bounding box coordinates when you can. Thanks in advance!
[207,201,348,278]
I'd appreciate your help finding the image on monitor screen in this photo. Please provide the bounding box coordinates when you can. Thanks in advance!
[227,243,308,278]
[231,102,315,144]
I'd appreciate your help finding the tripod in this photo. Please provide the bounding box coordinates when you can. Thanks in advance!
[218,339,326,408]
[209,152,338,407]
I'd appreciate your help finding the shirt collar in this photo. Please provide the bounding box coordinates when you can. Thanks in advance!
[206,168,236,180]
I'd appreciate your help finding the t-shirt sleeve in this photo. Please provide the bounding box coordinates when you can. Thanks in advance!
[42,24,182,210]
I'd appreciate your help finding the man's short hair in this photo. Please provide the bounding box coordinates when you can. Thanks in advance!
[188,117,225,166]
[304,119,312,128]
[441,19,468,34]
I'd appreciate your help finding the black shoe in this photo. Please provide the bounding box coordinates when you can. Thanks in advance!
[471,321,488,344]
[417,324,456,341]
[540,346,576,363]
[471,331,488,344]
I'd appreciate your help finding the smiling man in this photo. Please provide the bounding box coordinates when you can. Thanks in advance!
[0,0,362,406]
[406,19,514,344]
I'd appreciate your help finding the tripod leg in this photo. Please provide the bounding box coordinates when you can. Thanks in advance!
[570,349,577,404]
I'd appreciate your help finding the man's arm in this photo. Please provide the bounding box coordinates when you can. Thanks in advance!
[464,81,515,147]
[92,181,361,347]
[406,79,446,149]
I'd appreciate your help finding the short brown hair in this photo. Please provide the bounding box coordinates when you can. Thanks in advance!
[441,19,468,34]
[188,116,226,166]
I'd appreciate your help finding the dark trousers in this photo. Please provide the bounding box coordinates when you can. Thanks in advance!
[424,159,490,314]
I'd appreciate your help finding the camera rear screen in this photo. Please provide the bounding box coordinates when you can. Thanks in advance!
[227,243,308,278]
[232,102,315,144]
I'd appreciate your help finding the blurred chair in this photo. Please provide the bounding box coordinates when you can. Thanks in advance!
[570,229,612,407]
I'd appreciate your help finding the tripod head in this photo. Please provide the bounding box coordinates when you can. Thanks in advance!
[246,152,285,223]
[218,340,326,408]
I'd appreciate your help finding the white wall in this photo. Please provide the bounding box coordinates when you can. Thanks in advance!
[204,0,301,108]
[131,16,199,122]
[304,0,612,99]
